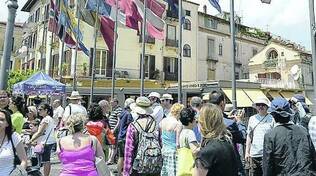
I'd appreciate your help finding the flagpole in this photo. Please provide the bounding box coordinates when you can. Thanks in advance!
[140,0,147,96]
[73,0,80,91]
[111,0,119,99]
[177,0,183,103]
[89,1,100,104]
[230,0,237,109]
[59,0,66,83]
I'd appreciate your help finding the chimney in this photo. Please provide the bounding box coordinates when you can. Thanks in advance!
[203,5,207,14]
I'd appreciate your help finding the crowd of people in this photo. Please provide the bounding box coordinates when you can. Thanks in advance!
[0,89,316,176]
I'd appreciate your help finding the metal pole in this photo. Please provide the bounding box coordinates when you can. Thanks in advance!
[140,0,147,96]
[230,0,237,109]
[73,1,80,91]
[49,31,54,76]
[89,1,99,104]
[40,17,46,71]
[0,0,18,90]
[309,0,316,114]
[59,29,66,82]
[177,0,183,103]
[111,0,119,99]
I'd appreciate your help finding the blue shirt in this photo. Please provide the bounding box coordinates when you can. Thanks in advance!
[118,109,133,140]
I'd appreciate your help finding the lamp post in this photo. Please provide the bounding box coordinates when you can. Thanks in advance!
[308,0,316,114]
[0,0,18,90]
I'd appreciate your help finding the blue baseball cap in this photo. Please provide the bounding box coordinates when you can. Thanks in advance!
[268,97,294,118]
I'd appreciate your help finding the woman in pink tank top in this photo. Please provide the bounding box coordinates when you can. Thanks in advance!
[57,113,105,176]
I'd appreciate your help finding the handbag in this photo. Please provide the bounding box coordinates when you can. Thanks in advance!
[91,137,111,176]
[33,128,53,154]
[177,138,194,176]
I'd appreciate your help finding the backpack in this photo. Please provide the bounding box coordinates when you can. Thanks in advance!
[132,116,163,174]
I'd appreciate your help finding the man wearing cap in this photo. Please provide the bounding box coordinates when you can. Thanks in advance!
[263,97,316,175]
[161,94,173,117]
[290,94,312,129]
[245,97,274,176]
[148,92,164,124]
[62,91,87,124]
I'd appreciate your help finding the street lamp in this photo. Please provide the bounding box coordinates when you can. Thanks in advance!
[261,0,271,4]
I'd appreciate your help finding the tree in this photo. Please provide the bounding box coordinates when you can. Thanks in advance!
[7,69,37,92]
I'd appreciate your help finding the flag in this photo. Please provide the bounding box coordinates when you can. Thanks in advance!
[59,0,90,56]
[209,0,221,13]
[165,0,178,15]
[99,16,115,52]
[48,0,59,33]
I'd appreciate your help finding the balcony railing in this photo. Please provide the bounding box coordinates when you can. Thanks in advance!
[139,35,155,44]
[263,58,278,68]
[166,39,178,47]
[256,78,301,89]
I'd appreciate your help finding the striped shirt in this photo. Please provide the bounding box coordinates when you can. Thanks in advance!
[109,106,122,130]
[247,113,274,157]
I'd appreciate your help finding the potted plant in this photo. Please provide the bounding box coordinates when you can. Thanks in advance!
[82,62,88,76]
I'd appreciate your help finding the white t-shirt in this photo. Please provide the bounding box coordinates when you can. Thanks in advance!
[63,104,87,122]
[151,103,164,125]
[53,106,64,126]
[0,132,22,176]
[38,116,56,145]
[179,128,197,148]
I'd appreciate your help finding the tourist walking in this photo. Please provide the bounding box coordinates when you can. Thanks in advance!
[0,109,27,176]
[193,103,238,176]
[160,103,184,176]
[123,96,162,176]
[189,96,203,143]
[107,98,122,165]
[117,98,135,176]
[0,90,12,114]
[52,99,64,129]
[245,97,274,176]
[9,95,26,134]
[161,94,173,117]
[26,103,56,176]
[263,97,316,175]
[62,91,87,125]
[58,113,105,176]
[148,92,164,125]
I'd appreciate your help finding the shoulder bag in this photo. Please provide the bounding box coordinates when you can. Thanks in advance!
[91,137,111,176]
[33,128,53,154]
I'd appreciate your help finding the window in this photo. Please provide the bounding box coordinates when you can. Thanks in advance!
[219,44,223,56]
[235,43,239,57]
[252,48,258,56]
[267,50,278,59]
[204,18,217,29]
[44,4,50,20]
[207,38,215,58]
[35,8,40,22]
[235,72,240,80]
[183,44,191,57]
[11,37,14,51]
[185,10,191,16]
[140,55,155,79]
[281,51,284,56]
[166,25,177,47]
[95,50,108,76]
[163,57,178,81]
[184,19,191,30]
[243,73,249,79]
[32,32,37,48]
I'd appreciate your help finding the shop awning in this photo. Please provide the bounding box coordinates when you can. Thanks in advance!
[267,91,282,99]
[222,88,253,107]
[243,89,269,102]
[280,91,295,100]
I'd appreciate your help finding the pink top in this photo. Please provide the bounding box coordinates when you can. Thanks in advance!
[58,141,98,176]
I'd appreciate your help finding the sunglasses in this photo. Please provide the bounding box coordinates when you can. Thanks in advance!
[256,103,267,107]
[38,108,44,111]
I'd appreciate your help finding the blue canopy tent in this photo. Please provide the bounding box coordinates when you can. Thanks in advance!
[12,72,66,96]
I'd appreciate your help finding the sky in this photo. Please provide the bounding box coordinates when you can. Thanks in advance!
[0,0,313,50]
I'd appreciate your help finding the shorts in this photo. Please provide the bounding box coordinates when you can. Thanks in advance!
[41,143,55,163]
[118,140,126,158]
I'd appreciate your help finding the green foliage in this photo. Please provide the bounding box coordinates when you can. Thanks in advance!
[7,69,37,92]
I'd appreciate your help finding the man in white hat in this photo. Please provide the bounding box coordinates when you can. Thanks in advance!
[245,97,274,176]
[148,92,164,125]
[62,91,87,125]
[161,93,173,117]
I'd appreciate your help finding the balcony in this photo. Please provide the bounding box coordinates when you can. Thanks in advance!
[256,78,301,89]
[206,56,218,62]
[166,10,178,19]
[166,39,178,47]
[139,35,155,44]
